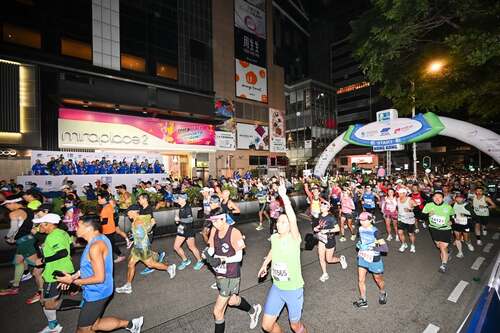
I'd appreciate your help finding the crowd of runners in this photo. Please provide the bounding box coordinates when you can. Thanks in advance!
[0,168,498,332]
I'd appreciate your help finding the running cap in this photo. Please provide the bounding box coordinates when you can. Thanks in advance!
[433,189,444,196]
[396,179,403,184]
[320,201,331,209]
[208,213,235,225]
[358,212,373,221]
[1,197,23,205]
[34,203,52,213]
[60,185,70,190]
[173,193,188,201]
[397,188,408,194]
[33,213,60,224]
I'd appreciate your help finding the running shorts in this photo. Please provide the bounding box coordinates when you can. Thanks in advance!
[264,285,304,323]
[473,216,489,226]
[216,277,240,297]
[42,282,60,300]
[176,223,195,238]
[452,223,471,233]
[15,235,37,258]
[397,221,416,234]
[130,247,158,262]
[78,297,110,328]
[429,228,452,243]
[383,210,398,220]
[357,256,384,274]
[342,212,354,220]
[259,203,268,212]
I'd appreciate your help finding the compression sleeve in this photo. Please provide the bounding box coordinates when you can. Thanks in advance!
[44,249,69,263]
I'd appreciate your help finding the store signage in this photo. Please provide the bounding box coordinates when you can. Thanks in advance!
[350,155,374,164]
[234,28,266,67]
[216,131,236,151]
[234,0,266,39]
[237,123,269,150]
[269,108,286,152]
[304,140,312,149]
[344,113,444,147]
[235,60,267,103]
[373,144,404,152]
[58,108,216,151]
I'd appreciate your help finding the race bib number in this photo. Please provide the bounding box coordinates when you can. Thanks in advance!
[358,250,374,263]
[214,262,227,275]
[431,215,446,226]
[317,232,327,244]
[455,215,468,225]
[177,224,185,235]
[271,262,290,282]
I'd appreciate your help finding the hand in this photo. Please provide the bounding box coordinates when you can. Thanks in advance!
[277,178,287,198]
[56,272,73,287]
[258,265,268,278]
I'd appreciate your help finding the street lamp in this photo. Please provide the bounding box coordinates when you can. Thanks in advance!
[410,59,446,179]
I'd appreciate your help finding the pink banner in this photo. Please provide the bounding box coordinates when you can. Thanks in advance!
[59,108,215,146]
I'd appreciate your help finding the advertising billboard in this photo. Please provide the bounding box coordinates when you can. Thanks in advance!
[269,108,286,152]
[235,60,267,103]
[237,123,269,150]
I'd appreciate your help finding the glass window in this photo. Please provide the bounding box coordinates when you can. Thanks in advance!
[121,53,146,72]
[61,38,91,61]
[156,62,178,80]
[2,23,41,48]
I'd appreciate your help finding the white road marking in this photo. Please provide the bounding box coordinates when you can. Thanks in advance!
[423,323,440,333]
[483,243,493,253]
[448,280,469,303]
[492,232,500,240]
[471,257,485,270]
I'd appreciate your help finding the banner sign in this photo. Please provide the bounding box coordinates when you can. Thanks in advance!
[214,98,236,151]
[216,131,237,151]
[344,113,444,147]
[269,108,286,152]
[31,150,162,166]
[234,0,266,39]
[237,123,269,150]
[234,28,266,67]
[58,108,216,151]
[235,60,267,102]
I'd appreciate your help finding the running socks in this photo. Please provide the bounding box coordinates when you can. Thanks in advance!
[215,320,225,333]
[234,297,253,313]
[13,261,24,287]
[43,308,58,328]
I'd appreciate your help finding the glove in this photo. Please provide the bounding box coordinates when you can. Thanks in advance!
[202,248,222,267]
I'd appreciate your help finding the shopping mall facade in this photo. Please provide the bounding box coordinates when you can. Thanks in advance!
[0,0,286,181]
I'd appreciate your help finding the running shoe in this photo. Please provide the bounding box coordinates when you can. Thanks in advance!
[415,228,420,234]
[210,282,218,290]
[438,264,447,273]
[350,234,357,241]
[177,259,192,270]
[0,287,19,296]
[386,234,393,241]
[482,229,487,236]
[422,222,427,229]
[340,255,348,269]
[476,239,483,246]
[398,243,408,252]
[410,245,416,253]
[319,273,329,282]
[466,243,475,252]
[26,291,41,304]
[353,298,368,308]
[456,252,464,259]
[158,251,166,263]
[38,324,63,333]
[378,292,387,305]
[167,264,176,279]
[114,256,126,264]
[395,235,400,242]
[140,267,155,275]
[127,316,144,333]
[115,283,132,294]
[256,225,264,231]
[21,272,33,282]
[249,304,262,329]
[339,236,346,242]
[193,260,204,271]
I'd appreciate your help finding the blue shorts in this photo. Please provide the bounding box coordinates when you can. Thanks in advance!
[263,285,304,323]
[357,256,384,274]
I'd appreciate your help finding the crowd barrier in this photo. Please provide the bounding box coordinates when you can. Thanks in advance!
[17,174,170,192]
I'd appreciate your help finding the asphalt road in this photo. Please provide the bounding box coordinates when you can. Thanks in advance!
[0,214,498,333]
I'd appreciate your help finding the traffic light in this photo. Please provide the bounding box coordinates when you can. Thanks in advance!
[351,162,357,172]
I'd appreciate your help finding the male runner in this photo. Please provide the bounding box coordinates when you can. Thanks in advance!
[56,216,144,333]
[202,209,261,332]
[259,179,308,333]
[471,187,496,246]
[396,188,417,253]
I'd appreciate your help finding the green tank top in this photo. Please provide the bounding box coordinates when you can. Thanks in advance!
[422,202,454,230]
[270,233,304,290]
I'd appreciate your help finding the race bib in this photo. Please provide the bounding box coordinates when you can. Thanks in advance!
[455,215,468,225]
[271,262,290,282]
[358,250,375,263]
[214,262,227,275]
[177,224,185,235]
[317,232,328,244]
[431,215,446,226]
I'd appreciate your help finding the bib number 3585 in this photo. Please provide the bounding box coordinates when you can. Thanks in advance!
[272,262,290,282]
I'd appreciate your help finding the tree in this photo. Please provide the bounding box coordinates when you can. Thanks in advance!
[350,0,500,120]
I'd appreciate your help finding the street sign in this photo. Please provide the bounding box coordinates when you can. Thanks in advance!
[373,144,405,152]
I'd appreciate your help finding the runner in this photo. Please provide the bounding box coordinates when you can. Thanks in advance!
[304,182,327,231]
[255,185,269,231]
[259,178,308,333]
[411,184,427,232]
[397,188,417,253]
[201,187,215,244]
[220,189,240,223]
[361,185,378,216]
[202,209,262,332]
[353,212,388,308]
[115,205,176,294]
[33,213,74,333]
[422,190,455,273]
[97,192,128,263]
[62,195,81,247]
[173,193,204,271]
[382,188,399,242]
[339,186,356,242]
[315,201,347,282]
[56,215,144,333]
[452,193,475,258]
[268,193,282,240]
[471,187,496,246]
[137,193,157,275]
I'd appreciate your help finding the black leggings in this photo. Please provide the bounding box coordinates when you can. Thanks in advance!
[105,233,122,257]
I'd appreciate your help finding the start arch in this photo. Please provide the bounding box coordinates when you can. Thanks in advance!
[313,114,500,177]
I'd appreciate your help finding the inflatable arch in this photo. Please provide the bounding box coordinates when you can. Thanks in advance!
[313,112,500,177]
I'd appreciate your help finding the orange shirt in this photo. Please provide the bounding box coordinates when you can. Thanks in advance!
[100,204,116,235]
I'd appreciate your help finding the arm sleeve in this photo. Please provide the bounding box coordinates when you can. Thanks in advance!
[45,249,69,263]
[220,249,243,264]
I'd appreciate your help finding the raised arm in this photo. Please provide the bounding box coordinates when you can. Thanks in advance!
[278,178,301,241]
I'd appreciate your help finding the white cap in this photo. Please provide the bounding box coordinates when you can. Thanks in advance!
[396,179,403,184]
[397,187,408,194]
[1,197,23,205]
[60,185,70,190]
[33,213,60,224]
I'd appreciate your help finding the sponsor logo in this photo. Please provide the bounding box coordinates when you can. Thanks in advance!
[61,131,148,146]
